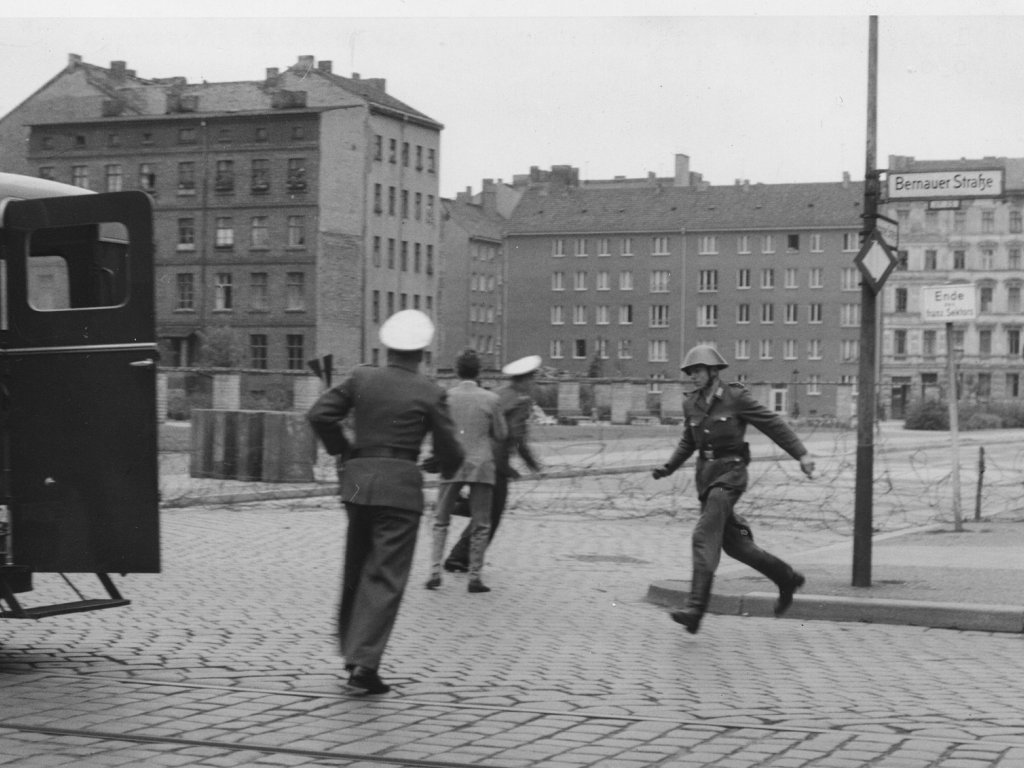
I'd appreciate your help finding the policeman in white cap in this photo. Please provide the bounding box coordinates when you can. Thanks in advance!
[443,354,543,573]
[308,310,464,694]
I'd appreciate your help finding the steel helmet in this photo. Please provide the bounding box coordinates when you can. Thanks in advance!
[680,344,729,373]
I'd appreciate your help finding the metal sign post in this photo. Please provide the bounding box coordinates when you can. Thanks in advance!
[921,285,978,531]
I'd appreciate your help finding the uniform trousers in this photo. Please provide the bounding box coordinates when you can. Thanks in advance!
[339,503,420,670]
[445,472,509,566]
[691,485,793,585]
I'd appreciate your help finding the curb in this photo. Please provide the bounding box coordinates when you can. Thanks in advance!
[646,580,1024,633]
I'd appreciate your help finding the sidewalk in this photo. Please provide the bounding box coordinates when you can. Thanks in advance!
[157,422,1024,634]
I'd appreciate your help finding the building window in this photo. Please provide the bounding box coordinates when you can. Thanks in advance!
[596,271,610,291]
[648,340,668,362]
[214,160,234,192]
[650,269,671,293]
[953,250,966,269]
[214,273,233,310]
[1007,328,1021,356]
[810,233,823,252]
[574,339,587,359]
[620,237,633,256]
[551,271,565,291]
[415,145,423,170]
[841,267,859,291]
[573,271,587,291]
[980,286,993,313]
[414,243,422,273]
[426,245,434,276]
[759,339,772,360]
[286,335,305,370]
[597,238,610,256]
[807,339,823,360]
[177,218,195,250]
[619,304,633,325]
[551,305,564,325]
[249,335,268,369]
[595,305,610,325]
[287,216,305,247]
[785,303,799,324]
[286,272,305,311]
[1007,373,1021,398]
[784,339,798,360]
[924,249,937,270]
[388,138,397,163]
[895,287,908,313]
[400,241,409,271]
[807,374,822,395]
[761,234,775,254]
[414,192,422,221]
[979,329,993,356]
[809,303,823,323]
[761,268,775,289]
[923,329,937,356]
[401,142,409,167]
[138,163,156,192]
[617,339,632,359]
[981,249,994,270]
[175,273,195,310]
[572,305,587,325]
[1010,249,1021,270]
[427,148,437,173]
[38,166,55,180]
[71,165,89,188]
[401,190,409,219]
[842,232,859,252]
[737,235,751,254]
[251,159,270,192]
[841,303,860,327]
[737,268,751,289]
[653,236,671,255]
[1012,210,1023,234]
[735,339,750,360]
[785,268,798,289]
[552,239,566,257]
[388,186,396,216]
[698,304,718,327]
[649,305,670,328]
[550,339,564,359]
[178,127,197,144]
[698,270,717,292]
[841,339,859,362]
[178,161,196,194]
[104,164,123,192]
[574,238,588,257]
[250,273,269,311]
[1008,286,1021,313]
[374,135,383,161]
[760,303,774,324]
[619,271,633,291]
[215,217,234,248]
[426,195,435,224]
[250,217,269,249]
[737,303,750,324]
[982,210,995,233]
[373,184,383,214]
[894,329,908,357]
[696,236,716,255]
[787,234,800,252]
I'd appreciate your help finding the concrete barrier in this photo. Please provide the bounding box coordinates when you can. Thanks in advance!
[190,409,315,483]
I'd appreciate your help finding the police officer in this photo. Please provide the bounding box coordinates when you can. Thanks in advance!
[308,310,464,693]
[652,344,815,635]
[443,354,543,573]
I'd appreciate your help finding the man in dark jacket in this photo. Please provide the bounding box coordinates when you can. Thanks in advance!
[443,354,542,573]
[308,310,463,693]
[652,345,815,635]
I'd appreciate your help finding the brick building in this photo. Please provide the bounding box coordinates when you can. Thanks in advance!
[0,54,443,373]
[503,156,865,419]
[880,155,1024,418]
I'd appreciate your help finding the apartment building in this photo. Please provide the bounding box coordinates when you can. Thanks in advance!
[0,54,442,373]
[504,158,865,418]
[880,155,1024,417]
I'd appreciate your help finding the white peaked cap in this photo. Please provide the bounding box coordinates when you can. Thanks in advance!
[502,355,542,376]
[379,309,435,350]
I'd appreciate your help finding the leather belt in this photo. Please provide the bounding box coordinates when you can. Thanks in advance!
[351,447,419,462]
[699,449,744,462]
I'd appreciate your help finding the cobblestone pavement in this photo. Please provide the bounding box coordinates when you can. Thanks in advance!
[3,492,1024,767]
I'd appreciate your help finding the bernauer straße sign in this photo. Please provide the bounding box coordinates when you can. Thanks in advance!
[887,168,1004,199]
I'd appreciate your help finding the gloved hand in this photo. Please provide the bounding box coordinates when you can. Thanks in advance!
[652,465,672,480]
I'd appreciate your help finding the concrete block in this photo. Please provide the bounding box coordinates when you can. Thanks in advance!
[261,411,316,483]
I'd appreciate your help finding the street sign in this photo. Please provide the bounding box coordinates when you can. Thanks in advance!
[921,284,977,323]
[887,169,1004,200]
[853,229,897,293]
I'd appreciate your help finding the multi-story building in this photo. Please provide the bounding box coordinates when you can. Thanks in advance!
[504,157,864,418]
[881,155,1024,418]
[0,53,443,373]
[437,178,523,372]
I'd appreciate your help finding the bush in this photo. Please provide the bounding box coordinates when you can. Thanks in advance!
[963,412,1003,430]
[904,400,949,430]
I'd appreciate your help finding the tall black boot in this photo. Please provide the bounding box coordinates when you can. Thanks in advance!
[726,541,804,617]
[670,571,714,634]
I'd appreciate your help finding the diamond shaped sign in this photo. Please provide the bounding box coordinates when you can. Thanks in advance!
[854,229,897,294]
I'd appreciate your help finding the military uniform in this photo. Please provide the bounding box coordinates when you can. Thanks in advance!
[307,310,463,692]
[655,346,811,634]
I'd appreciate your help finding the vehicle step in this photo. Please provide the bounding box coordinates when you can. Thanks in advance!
[0,598,130,619]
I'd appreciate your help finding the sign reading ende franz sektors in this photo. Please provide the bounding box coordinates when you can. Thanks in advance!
[921,285,977,323]
[887,169,1004,200]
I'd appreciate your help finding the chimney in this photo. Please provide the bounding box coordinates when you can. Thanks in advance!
[842,171,851,188]
[674,154,691,187]
[318,60,333,73]
[266,67,279,80]
[351,72,360,80]
[482,179,497,213]
[110,60,127,79]
[296,55,315,70]
[67,53,82,72]
[743,179,750,191]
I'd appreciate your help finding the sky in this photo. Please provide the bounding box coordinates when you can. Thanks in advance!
[2,1,1024,198]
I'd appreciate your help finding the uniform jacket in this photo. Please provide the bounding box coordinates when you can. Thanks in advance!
[665,381,807,500]
[494,384,540,475]
[442,380,508,485]
[307,360,464,512]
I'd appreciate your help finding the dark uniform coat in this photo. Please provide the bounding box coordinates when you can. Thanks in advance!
[665,382,807,501]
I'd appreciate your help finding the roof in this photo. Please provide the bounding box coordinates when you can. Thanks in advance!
[505,180,864,235]
[442,197,505,241]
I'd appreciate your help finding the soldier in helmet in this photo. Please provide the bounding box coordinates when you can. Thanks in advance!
[652,344,815,635]
[308,310,464,693]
